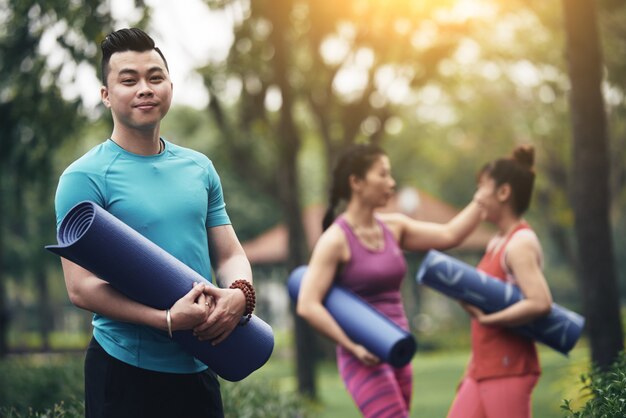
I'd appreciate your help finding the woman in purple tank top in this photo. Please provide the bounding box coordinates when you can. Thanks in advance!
[297,144,484,418]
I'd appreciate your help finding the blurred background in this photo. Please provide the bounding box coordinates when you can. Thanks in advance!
[1,0,625,416]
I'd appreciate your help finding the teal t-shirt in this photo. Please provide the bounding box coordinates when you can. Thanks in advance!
[55,138,230,373]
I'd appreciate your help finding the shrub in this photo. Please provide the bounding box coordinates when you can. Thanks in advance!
[561,351,626,418]
[0,354,83,414]
[221,378,311,418]
[0,401,83,418]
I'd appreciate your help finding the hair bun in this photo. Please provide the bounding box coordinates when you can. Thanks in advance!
[512,144,535,169]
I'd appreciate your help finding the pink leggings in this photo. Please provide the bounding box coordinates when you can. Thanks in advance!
[337,347,413,418]
[447,374,539,418]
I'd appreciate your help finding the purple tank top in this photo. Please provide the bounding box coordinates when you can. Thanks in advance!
[335,216,409,330]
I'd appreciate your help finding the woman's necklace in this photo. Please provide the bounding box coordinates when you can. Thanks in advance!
[346,218,384,250]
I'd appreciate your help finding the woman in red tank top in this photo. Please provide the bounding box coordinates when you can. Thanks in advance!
[447,145,553,418]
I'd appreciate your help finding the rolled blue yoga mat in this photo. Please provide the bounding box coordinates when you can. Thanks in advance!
[416,250,585,355]
[46,201,274,382]
[287,265,417,368]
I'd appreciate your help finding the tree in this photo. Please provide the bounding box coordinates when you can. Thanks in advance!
[562,0,624,368]
[598,0,626,301]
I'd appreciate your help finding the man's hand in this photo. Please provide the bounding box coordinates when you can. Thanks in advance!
[169,283,212,331]
[192,286,246,344]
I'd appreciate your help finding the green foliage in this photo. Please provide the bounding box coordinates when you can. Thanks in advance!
[0,401,84,418]
[561,351,626,418]
[0,355,83,413]
[0,0,118,181]
[8,332,91,351]
[222,379,311,418]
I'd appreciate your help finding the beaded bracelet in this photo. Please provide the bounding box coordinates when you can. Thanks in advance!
[229,279,256,326]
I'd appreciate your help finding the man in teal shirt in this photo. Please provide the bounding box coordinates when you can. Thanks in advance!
[54,28,253,418]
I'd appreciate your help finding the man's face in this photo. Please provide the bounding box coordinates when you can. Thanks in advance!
[101,49,173,132]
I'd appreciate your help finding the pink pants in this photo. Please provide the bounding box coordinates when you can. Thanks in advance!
[447,374,539,418]
[337,347,413,418]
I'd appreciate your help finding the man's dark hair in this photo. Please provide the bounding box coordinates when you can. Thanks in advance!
[100,28,169,86]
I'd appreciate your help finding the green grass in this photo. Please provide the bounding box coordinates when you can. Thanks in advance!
[8,331,91,351]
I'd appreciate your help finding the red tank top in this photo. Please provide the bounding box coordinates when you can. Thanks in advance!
[468,222,541,381]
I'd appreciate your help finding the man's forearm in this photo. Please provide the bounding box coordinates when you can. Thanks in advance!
[215,253,253,287]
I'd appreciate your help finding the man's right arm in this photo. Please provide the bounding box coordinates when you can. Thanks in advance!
[55,169,170,330]
[61,258,211,332]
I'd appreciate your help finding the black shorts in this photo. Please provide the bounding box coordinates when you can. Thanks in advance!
[84,337,224,418]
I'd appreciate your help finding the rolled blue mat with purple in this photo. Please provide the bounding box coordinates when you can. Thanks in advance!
[416,250,584,355]
[46,201,274,382]
[287,266,417,368]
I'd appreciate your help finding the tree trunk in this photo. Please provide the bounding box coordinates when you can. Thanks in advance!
[36,266,52,351]
[268,0,318,397]
[0,173,8,358]
[562,0,624,369]
[280,155,317,396]
[0,260,7,358]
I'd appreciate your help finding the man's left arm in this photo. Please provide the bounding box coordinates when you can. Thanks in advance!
[193,224,253,344]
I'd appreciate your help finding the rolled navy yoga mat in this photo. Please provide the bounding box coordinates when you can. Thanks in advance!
[287,265,417,368]
[416,250,585,355]
[46,200,274,382]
